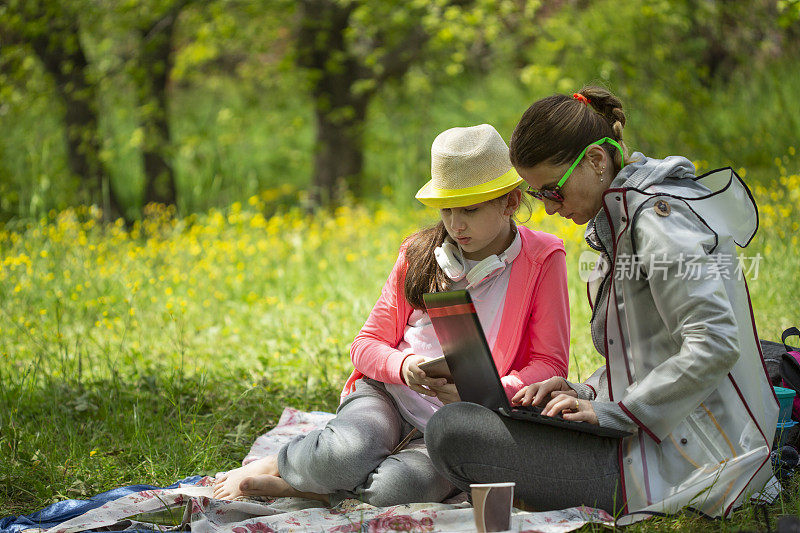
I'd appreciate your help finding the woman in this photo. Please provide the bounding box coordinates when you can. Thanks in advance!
[425,87,778,522]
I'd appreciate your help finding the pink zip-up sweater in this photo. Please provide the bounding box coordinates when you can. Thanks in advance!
[342,226,570,402]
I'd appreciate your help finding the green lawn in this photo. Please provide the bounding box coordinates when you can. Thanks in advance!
[1,177,799,530]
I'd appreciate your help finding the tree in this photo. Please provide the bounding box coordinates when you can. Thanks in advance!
[293,0,517,205]
[0,0,126,221]
[294,0,428,204]
[131,0,190,206]
[90,0,192,208]
[0,0,191,220]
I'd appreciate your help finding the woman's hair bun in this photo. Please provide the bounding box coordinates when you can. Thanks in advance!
[581,86,626,138]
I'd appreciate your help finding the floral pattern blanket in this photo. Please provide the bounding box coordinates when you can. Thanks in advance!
[23,408,615,533]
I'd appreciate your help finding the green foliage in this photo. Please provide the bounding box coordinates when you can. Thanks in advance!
[0,45,78,219]
[0,0,298,218]
[513,0,800,171]
[779,0,800,25]
[1,0,798,219]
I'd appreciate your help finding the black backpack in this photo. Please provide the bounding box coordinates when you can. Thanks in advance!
[761,327,800,449]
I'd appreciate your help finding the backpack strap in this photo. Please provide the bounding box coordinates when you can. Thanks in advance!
[783,327,800,352]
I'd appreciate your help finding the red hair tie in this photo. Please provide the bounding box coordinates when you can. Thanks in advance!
[573,93,590,106]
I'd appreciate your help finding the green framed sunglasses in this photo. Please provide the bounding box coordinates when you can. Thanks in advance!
[525,137,624,203]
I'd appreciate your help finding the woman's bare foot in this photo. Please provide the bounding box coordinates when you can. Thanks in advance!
[241,474,329,505]
[213,456,279,500]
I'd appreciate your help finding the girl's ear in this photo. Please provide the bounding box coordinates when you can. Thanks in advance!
[503,188,522,216]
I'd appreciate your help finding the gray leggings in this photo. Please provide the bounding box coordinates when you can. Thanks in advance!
[277,378,457,506]
[425,402,624,513]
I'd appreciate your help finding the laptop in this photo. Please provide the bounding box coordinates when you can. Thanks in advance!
[422,289,632,439]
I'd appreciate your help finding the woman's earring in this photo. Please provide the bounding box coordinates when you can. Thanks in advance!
[599,165,606,182]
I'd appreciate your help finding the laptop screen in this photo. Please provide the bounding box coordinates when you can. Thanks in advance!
[423,290,512,412]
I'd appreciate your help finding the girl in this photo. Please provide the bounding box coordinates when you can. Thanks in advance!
[426,88,778,522]
[214,124,571,506]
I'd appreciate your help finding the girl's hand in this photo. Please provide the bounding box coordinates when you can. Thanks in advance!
[429,383,460,404]
[402,355,448,397]
[543,393,599,425]
[511,376,574,407]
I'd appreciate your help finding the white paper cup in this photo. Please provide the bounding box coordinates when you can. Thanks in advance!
[470,482,515,532]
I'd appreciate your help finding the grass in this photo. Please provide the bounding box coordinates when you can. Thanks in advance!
[1,161,799,530]
[0,197,427,515]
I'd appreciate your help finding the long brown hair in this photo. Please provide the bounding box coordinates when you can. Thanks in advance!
[403,191,529,309]
[403,221,453,309]
[509,86,631,174]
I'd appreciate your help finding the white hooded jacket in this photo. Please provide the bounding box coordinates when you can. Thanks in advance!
[578,154,778,522]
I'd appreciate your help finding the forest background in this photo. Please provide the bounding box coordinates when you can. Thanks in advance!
[2,0,800,529]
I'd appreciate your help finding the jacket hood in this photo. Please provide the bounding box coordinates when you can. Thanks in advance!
[609,153,758,248]
[609,152,696,190]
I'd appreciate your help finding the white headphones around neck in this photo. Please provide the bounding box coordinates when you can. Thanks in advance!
[434,240,511,289]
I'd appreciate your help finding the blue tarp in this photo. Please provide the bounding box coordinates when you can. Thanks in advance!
[0,476,202,533]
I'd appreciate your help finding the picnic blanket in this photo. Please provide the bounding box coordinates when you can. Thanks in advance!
[3,408,615,533]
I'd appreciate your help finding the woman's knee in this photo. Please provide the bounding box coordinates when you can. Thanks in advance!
[426,402,497,473]
[427,402,495,445]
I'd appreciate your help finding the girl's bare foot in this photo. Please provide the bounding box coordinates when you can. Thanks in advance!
[241,474,329,505]
[213,456,279,500]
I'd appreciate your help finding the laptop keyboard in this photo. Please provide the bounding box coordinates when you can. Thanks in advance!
[502,403,632,438]
[510,404,565,420]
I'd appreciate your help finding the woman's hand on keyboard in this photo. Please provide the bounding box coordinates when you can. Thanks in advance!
[543,394,598,425]
[511,376,575,407]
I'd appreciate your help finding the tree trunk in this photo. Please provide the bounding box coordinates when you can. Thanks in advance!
[310,93,368,205]
[23,7,126,222]
[137,6,182,206]
[296,0,430,206]
[296,0,365,206]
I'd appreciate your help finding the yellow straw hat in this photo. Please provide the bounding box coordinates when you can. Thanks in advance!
[415,124,523,209]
